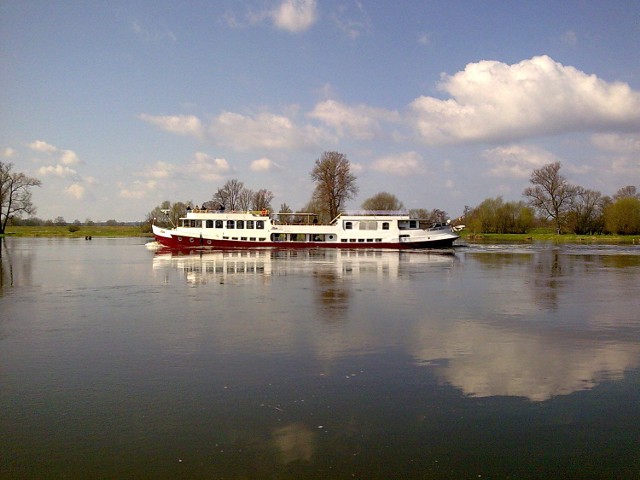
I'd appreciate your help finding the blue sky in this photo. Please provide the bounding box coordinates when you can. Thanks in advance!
[1,1,639,222]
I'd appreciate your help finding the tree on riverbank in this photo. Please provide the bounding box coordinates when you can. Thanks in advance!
[523,162,577,234]
[0,162,42,235]
[310,151,358,222]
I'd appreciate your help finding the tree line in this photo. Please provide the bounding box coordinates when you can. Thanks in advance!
[3,156,638,236]
[144,151,450,231]
[463,161,640,235]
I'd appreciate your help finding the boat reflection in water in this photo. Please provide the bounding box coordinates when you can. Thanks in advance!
[151,245,456,285]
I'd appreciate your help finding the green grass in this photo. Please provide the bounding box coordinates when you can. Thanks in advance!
[459,228,640,244]
[3,225,151,238]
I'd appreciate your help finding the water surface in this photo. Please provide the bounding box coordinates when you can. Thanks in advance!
[1,238,639,478]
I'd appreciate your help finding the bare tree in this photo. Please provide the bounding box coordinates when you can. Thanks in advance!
[1,162,42,234]
[238,188,253,211]
[567,187,603,234]
[213,179,245,211]
[361,192,404,211]
[613,185,639,200]
[252,189,274,211]
[310,151,358,222]
[523,161,576,234]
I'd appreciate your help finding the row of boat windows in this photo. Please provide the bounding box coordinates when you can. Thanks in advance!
[343,220,419,230]
[182,219,265,229]
[344,221,390,231]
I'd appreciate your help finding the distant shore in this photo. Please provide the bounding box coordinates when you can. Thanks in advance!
[2,225,638,244]
[3,225,152,238]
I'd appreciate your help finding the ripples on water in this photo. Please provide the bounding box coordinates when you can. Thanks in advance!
[1,238,639,479]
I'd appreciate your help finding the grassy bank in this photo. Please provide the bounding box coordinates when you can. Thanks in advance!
[459,229,640,245]
[3,225,151,238]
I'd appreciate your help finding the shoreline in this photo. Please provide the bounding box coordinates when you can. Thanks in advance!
[2,226,639,244]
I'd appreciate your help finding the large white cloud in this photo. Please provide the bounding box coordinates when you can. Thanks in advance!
[138,114,203,138]
[308,99,399,140]
[28,140,57,153]
[211,111,327,151]
[65,183,85,200]
[371,151,425,176]
[250,157,280,172]
[482,144,558,178]
[409,55,640,145]
[38,164,78,179]
[271,0,317,33]
[189,152,231,181]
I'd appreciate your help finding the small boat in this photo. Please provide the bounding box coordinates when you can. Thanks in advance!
[152,208,459,250]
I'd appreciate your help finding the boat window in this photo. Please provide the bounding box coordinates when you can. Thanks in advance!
[344,221,353,230]
[191,220,197,228]
[410,220,418,229]
[247,220,254,229]
[359,221,377,231]
[237,220,244,229]
[206,220,213,228]
[382,222,390,230]
[256,220,265,229]
[215,220,223,228]
[226,220,235,229]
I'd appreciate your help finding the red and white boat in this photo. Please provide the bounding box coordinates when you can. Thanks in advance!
[152,209,459,250]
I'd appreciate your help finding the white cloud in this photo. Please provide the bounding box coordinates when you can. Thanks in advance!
[250,157,280,172]
[188,152,231,181]
[418,32,431,46]
[60,149,80,165]
[211,111,326,151]
[409,55,640,145]
[272,0,318,33]
[141,161,179,180]
[138,114,203,137]
[38,164,78,179]
[28,140,57,153]
[483,144,557,178]
[65,183,85,200]
[309,99,399,140]
[118,180,157,199]
[371,151,425,176]
[3,147,15,158]
[591,133,640,154]
[332,0,371,39]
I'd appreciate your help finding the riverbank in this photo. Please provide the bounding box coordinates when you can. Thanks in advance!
[2,225,151,238]
[460,230,640,244]
[2,225,639,244]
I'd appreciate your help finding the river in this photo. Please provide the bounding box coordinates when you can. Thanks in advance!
[1,237,639,479]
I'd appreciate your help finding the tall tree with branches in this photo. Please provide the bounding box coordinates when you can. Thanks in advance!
[310,151,358,222]
[1,162,42,234]
[523,161,576,234]
[213,179,245,211]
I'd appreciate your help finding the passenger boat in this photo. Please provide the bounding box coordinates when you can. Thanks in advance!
[152,208,459,250]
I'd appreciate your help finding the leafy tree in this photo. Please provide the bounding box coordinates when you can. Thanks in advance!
[466,197,534,234]
[604,196,640,235]
[0,162,42,234]
[144,200,188,229]
[310,151,358,222]
[361,192,404,211]
[523,161,577,234]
